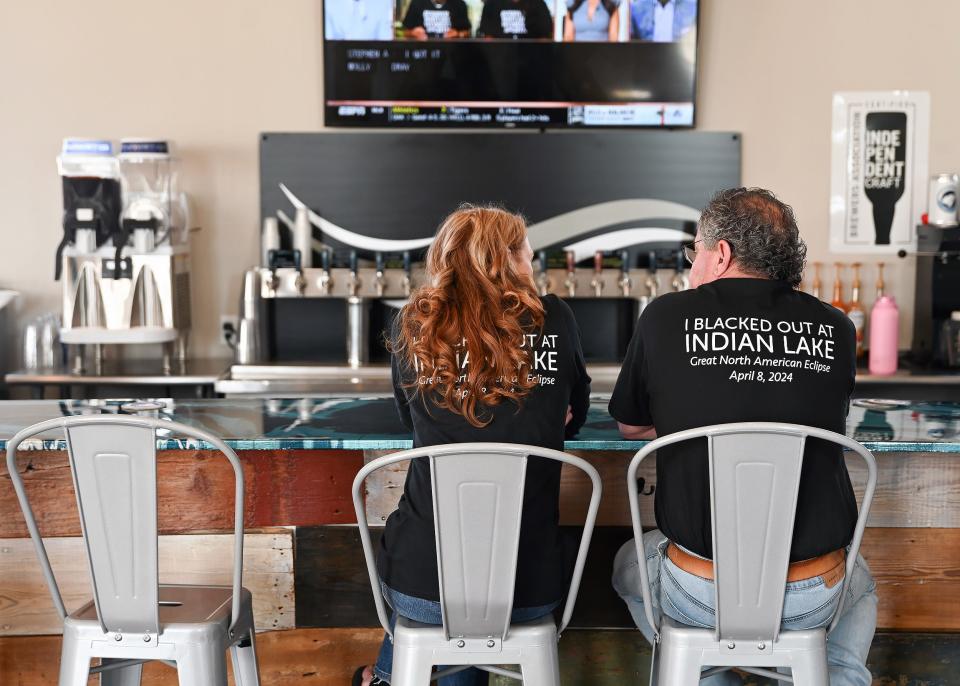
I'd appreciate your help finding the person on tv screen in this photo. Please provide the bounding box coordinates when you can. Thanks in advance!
[402,0,472,39]
[325,0,395,40]
[630,0,696,42]
[563,0,621,41]
[478,0,553,39]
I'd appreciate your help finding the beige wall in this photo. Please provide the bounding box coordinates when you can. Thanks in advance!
[1,0,957,361]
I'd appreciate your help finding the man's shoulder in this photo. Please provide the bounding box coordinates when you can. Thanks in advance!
[795,291,857,334]
[638,289,701,325]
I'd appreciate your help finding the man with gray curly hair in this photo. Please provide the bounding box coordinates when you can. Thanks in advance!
[609,188,877,685]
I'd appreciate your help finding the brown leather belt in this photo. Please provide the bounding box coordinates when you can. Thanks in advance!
[666,543,845,589]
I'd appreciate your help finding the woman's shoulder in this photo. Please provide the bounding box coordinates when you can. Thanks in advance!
[539,294,577,327]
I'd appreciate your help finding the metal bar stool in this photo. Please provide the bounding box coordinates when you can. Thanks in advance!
[353,442,603,685]
[6,415,261,686]
[627,422,877,685]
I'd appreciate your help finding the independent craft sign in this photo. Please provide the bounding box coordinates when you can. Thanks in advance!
[830,91,930,254]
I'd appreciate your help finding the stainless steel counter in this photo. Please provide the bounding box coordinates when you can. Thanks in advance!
[6,358,231,386]
[7,359,960,400]
[215,363,396,396]
[4,358,231,399]
[214,362,960,398]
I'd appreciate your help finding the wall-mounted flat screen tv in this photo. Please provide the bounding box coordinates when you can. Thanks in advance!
[323,0,699,128]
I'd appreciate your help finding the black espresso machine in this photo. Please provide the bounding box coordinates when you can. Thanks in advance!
[911,223,960,367]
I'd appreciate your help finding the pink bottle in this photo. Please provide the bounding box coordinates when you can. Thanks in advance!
[868,296,899,375]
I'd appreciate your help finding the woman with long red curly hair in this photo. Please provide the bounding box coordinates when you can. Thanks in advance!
[354,205,591,686]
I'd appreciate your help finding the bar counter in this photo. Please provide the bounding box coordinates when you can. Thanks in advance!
[1,395,958,452]
[2,396,959,685]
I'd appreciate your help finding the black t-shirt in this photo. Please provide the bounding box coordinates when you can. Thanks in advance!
[402,0,471,37]
[609,278,859,562]
[478,0,554,39]
[378,294,591,606]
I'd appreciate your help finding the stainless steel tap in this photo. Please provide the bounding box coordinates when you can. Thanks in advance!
[347,250,361,297]
[265,269,280,295]
[401,251,413,297]
[536,250,551,296]
[671,248,689,291]
[564,250,577,297]
[591,251,605,297]
[374,252,386,297]
[618,249,632,296]
[644,251,660,300]
[318,248,333,295]
[293,246,307,294]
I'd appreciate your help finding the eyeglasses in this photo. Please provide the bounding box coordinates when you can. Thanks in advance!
[683,239,705,265]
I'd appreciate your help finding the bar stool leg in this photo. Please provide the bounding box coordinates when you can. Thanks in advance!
[519,643,561,686]
[656,639,703,686]
[175,640,227,686]
[230,629,261,686]
[57,634,91,686]
[100,659,143,686]
[391,647,434,686]
[788,648,829,686]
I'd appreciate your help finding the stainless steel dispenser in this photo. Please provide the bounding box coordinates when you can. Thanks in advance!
[57,138,193,372]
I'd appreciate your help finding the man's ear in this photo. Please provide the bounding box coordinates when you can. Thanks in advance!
[715,239,734,276]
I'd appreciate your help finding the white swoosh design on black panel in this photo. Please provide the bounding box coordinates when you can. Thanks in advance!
[526,199,700,250]
[279,184,700,252]
[281,184,435,252]
[563,228,695,263]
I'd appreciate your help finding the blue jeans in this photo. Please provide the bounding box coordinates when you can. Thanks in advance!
[374,583,559,685]
[612,530,878,686]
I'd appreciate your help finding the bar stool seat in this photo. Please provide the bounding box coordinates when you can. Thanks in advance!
[392,615,560,684]
[70,584,246,625]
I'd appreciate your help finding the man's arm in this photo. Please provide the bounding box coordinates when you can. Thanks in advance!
[618,422,657,440]
[609,308,656,440]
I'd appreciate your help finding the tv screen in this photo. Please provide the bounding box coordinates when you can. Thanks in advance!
[323,0,699,128]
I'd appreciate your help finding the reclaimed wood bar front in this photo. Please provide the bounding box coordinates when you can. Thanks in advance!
[1,396,958,684]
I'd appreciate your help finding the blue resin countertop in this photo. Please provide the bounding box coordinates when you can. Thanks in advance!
[1,396,959,453]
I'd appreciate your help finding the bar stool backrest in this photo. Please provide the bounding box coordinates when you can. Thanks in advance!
[430,449,528,640]
[709,431,806,642]
[65,421,161,635]
[6,415,247,638]
[353,442,602,643]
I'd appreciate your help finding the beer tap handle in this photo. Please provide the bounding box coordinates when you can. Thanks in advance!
[671,248,689,291]
[402,251,412,297]
[293,248,307,294]
[592,251,604,296]
[317,248,332,295]
[618,249,632,297]
[536,250,551,296]
[564,250,577,298]
[646,251,660,299]
[374,251,386,296]
[348,250,360,296]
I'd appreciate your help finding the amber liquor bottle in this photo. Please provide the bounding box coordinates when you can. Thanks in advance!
[831,263,848,313]
[847,263,866,358]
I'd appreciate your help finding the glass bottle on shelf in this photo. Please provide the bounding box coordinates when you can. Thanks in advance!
[875,262,886,299]
[831,262,848,312]
[847,262,866,359]
[811,262,823,299]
